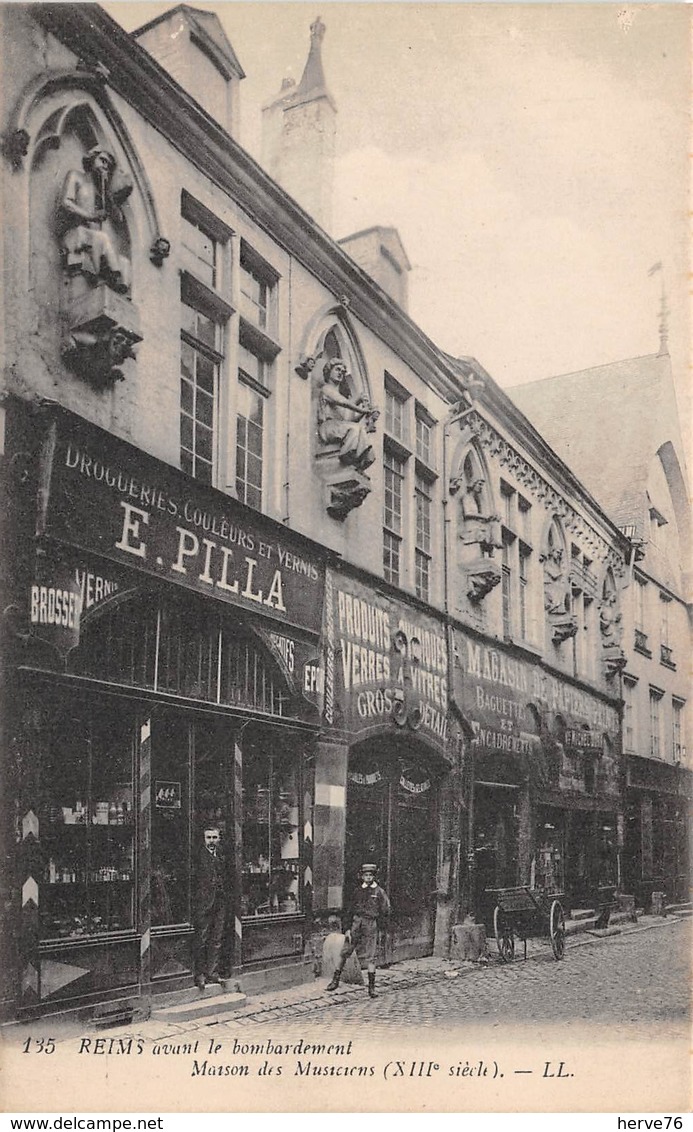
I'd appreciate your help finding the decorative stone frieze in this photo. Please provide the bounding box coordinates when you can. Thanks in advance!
[469,412,626,575]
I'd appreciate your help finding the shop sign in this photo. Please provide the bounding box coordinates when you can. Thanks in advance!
[565,728,603,753]
[255,627,324,714]
[399,774,431,794]
[348,769,383,786]
[454,629,619,756]
[27,553,124,657]
[324,570,449,755]
[39,412,324,635]
[155,781,181,810]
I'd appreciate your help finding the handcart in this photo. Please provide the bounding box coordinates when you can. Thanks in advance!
[485,885,566,962]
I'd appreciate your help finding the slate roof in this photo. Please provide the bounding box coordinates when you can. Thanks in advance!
[509,353,673,537]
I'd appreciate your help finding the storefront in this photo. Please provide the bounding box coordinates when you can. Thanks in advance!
[5,404,326,1018]
[452,627,622,919]
[313,567,455,961]
[624,755,691,908]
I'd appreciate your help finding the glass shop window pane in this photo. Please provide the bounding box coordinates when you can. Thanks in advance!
[242,744,300,918]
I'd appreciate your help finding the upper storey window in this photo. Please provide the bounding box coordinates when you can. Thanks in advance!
[239,242,277,334]
[179,194,233,486]
[181,191,230,291]
[182,213,217,288]
[415,409,435,469]
[180,299,224,485]
[385,377,409,445]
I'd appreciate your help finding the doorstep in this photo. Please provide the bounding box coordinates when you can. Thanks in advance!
[151,987,247,1024]
[666,902,692,917]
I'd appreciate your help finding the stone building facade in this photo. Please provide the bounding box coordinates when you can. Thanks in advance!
[512,350,692,909]
[1,3,632,1023]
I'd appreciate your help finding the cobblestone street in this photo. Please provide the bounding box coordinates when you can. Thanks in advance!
[215,916,690,1043]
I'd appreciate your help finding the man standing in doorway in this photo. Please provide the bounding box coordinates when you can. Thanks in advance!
[193,825,227,990]
[327,863,391,999]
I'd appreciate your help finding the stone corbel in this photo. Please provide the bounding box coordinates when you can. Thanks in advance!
[603,647,627,679]
[465,557,502,603]
[149,237,171,267]
[324,469,372,521]
[295,355,318,380]
[62,282,141,388]
[2,128,30,168]
[548,612,579,644]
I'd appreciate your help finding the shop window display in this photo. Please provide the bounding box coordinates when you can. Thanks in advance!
[242,742,300,917]
[40,699,135,940]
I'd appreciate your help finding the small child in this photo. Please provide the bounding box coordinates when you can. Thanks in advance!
[327,862,391,999]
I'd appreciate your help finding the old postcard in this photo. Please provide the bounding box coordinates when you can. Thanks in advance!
[0,0,690,1118]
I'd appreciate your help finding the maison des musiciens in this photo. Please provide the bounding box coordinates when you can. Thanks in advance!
[1,3,630,1022]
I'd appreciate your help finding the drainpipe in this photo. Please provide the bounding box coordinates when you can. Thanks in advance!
[618,533,643,895]
[442,398,478,920]
[283,257,293,524]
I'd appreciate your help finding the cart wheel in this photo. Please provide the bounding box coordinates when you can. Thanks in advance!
[494,905,515,963]
[550,899,565,960]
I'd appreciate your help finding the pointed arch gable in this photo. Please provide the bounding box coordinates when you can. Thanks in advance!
[449,436,499,520]
[10,69,163,245]
[297,301,371,400]
[540,512,569,558]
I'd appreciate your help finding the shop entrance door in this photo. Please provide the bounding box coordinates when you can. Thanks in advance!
[472,785,519,926]
[565,811,595,909]
[344,747,437,961]
[150,710,235,982]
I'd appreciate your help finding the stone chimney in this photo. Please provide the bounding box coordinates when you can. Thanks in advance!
[133,5,245,137]
[338,227,411,312]
[262,17,337,232]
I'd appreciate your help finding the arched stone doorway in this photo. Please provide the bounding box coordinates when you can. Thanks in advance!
[344,734,444,961]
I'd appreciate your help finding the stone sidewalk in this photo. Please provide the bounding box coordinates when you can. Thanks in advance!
[1,911,682,1047]
[102,911,681,1041]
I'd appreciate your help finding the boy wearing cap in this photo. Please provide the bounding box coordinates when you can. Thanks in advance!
[327,863,391,998]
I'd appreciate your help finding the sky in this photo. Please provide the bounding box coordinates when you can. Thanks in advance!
[105,2,690,443]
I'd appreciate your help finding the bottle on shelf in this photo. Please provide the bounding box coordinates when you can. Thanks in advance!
[108,801,118,825]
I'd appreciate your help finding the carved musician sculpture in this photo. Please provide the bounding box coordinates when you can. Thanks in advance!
[58,146,132,293]
[317,359,379,473]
